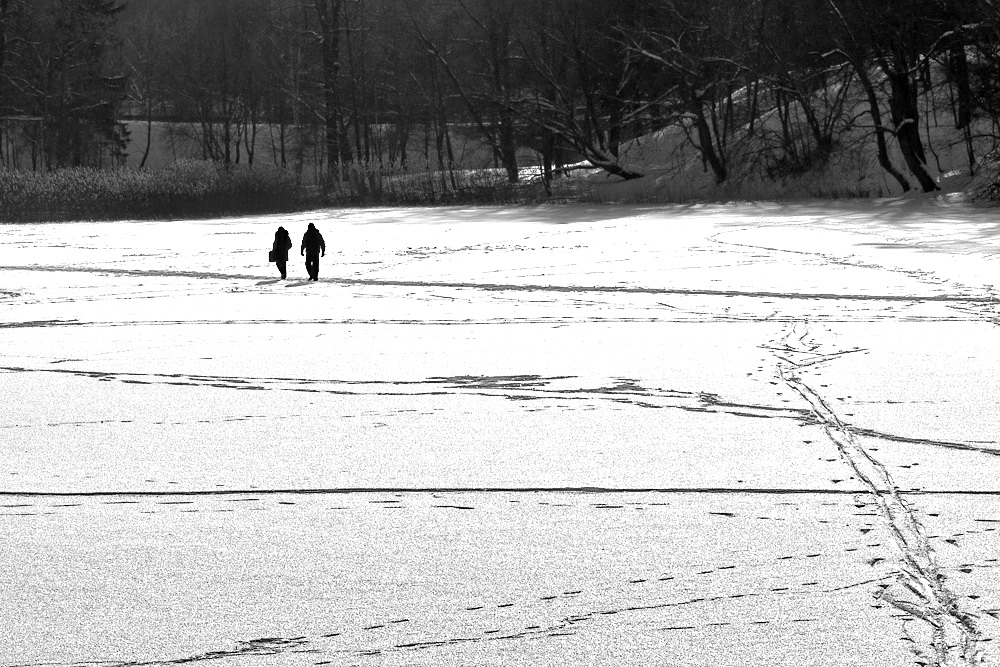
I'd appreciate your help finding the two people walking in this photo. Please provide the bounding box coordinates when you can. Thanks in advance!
[271,223,325,280]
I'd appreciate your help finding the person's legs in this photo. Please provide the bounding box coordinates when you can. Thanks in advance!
[276,259,287,278]
[305,253,319,280]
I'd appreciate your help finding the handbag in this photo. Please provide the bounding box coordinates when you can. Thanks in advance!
[268,249,276,262]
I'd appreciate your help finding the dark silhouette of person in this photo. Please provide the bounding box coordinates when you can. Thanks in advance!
[301,222,326,281]
[272,226,293,278]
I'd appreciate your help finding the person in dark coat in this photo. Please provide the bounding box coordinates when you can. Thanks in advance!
[272,226,293,278]
[301,222,326,281]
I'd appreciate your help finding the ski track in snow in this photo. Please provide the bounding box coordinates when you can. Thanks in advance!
[775,322,988,666]
[712,223,999,667]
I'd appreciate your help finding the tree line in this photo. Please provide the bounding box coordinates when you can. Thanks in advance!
[3,0,1000,195]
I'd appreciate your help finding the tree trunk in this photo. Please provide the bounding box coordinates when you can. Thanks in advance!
[489,14,519,183]
[583,146,644,180]
[541,130,554,188]
[854,61,910,193]
[0,0,8,118]
[747,79,759,137]
[315,0,351,177]
[139,99,152,169]
[608,108,621,159]
[885,68,938,192]
[499,108,518,182]
[691,96,727,184]
[949,42,972,130]
[344,4,365,165]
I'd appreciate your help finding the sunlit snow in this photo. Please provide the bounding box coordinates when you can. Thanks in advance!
[2,199,999,666]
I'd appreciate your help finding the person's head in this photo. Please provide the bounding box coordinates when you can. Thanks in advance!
[308,223,316,230]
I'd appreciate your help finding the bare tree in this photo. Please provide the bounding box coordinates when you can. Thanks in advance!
[407,0,523,182]
[629,0,748,184]
[6,0,129,169]
[0,0,10,106]
[121,0,172,168]
[824,0,957,192]
[517,0,654,181]
[746,0,856,175]
[0,0,14,166]
[313,0,352,177]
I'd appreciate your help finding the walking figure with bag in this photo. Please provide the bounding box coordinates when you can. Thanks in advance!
[270,226,293,279]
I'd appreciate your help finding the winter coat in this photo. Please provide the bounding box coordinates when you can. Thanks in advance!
[301,226,326,255]
[272,229,292,262]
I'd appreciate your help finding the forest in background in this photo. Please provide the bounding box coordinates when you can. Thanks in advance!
[4,0,1000,209]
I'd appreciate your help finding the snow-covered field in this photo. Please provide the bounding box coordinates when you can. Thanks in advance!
[2,199,999,666]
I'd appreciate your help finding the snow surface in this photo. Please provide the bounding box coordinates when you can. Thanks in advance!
[2,199,999,666]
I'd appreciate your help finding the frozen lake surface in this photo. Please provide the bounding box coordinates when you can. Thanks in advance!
[2,200,999,666]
